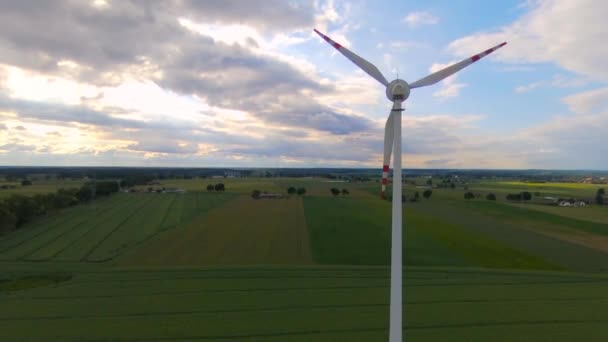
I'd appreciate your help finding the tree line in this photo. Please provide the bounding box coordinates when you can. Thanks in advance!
[206,183,226,192]
[330,188,349,196]
[0,181,119,233]
[385,189,432,203]
[251,186,306,199]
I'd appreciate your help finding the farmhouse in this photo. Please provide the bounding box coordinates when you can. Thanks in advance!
[557,199,588,207]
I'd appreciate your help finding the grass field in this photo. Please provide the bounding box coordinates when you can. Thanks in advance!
[0,192,234,262]
[121,195,311,266]
[0,179,84,198]
[0,177,607,340]
[2,266,608,341]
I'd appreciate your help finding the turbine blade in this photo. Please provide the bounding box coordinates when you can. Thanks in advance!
[409,42,507,89]
[314,28,388,86]
[381,105,398,199]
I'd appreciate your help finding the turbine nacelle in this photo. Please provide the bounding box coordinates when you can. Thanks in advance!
[386,79,410,102]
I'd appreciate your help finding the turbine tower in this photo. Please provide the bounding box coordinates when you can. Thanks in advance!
[314,29,506,342]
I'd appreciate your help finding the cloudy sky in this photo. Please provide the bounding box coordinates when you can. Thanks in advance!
[0,0,606,169]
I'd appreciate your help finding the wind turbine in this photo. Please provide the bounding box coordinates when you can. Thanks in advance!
[313,28,506,342]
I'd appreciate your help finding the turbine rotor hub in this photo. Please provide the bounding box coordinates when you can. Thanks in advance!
[386,79,410,102]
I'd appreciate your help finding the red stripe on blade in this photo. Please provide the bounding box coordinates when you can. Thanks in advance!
[383,165,389,172]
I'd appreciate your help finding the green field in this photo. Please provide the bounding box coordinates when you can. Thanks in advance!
[1,177,607,340]
[0,179,84,198]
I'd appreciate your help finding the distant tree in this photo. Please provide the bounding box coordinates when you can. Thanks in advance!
[95,181,119,196]
[21,179,32,186]
[297,187,306,196]
[330,188,340,196]
[596,194,605,205]
[450,183,455,189]
[486,193,496,201]
[423,189,432,199]
[464,192,475,200]
[506,193,522,201]
[521,191,532,201]
[206,184,214,191]
[214,183,225,192]
[4,195,40,227]
[287,186,296,195]
[76,186,94,203]
[414,191,420,201]
[0,205,17,233]
[251,190,261,199]
[341,188,349,196]
[55,189,79,207]
[598,188,605,196]
[426,178,433,186]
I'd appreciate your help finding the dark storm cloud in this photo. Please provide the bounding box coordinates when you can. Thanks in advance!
[219,136,376,163]
[0,95,147,129]
[165,0,314,31]
[424,159,456,167]
[0,1,314,83]
[0,0,371,136]
[0,143,37,152]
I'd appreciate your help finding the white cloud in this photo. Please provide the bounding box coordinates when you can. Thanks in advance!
[389,41,428,51]
[402,11,439,28]
[515,74,589,93]
[562,87,608,114]
[433,82,467,99]
[448,0,608,81]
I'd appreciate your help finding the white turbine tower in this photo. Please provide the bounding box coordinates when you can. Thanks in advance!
[313,28,506,342]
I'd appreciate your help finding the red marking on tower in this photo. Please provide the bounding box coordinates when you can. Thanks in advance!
[472,55,480,62]
[333,42,342,49]
[383,165,389,172]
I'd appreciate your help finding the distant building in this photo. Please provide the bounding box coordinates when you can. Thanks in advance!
[258,193,285,199]
[558,199,588,207]
[224,169,242,178]
[163,188,186,194]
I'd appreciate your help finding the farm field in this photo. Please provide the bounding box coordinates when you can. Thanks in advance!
[3,265,608,341]
[0,179,84,198]
[0,177,607,340]
[121,195,312,266]
[0,192,234,262]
